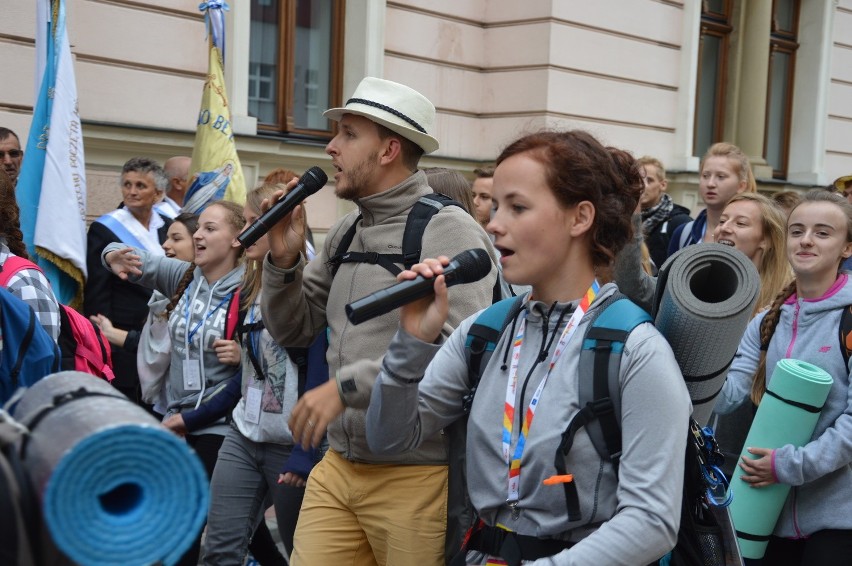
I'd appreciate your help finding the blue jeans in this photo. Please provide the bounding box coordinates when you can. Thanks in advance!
[201,427,298,565]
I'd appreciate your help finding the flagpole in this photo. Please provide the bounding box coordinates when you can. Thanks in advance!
[186,1,246,213]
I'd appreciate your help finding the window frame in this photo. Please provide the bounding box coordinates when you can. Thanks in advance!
[763,0,800,179]
[252,0,346,140]
[693,0,733,157]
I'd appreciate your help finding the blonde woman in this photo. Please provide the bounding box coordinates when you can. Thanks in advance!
[713,193,791,316]
[668,142,757,256]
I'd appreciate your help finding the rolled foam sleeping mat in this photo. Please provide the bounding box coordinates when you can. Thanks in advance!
[728,359,832,560]
[653,243,759,426]
[10,371,209,566]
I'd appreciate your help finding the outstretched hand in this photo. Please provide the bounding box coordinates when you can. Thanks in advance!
[398,256,450,344]
[105,247,142,280]
[260,178,307,269]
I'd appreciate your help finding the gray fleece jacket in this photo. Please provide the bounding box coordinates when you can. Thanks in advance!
[261,170,498,464]
[715,273,852,538]
[366,284,692,565]
[103,242,244,435]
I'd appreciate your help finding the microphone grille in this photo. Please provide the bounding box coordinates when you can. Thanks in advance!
[453,248,492,284]
[302,166,329,195]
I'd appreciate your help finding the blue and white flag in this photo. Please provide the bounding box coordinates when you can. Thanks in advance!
[17,0,87,308]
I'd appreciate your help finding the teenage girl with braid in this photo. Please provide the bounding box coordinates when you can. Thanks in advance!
[165,184,325,563]
[714,189,852,565]
[102,200,287,566]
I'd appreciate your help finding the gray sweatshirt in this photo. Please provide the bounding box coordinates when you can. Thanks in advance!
[103,242,244,435]
[367,284,692,565]
[715,273,852,537]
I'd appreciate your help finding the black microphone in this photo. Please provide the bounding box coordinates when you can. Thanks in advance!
[238,166,328,248]
[345,248,492,325]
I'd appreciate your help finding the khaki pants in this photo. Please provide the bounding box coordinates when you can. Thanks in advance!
[291,450,448,566]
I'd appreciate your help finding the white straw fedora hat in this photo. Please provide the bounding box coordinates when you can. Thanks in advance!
[324,77,439,154]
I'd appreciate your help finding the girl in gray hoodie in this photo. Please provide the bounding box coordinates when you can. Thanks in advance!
[103,200,281,566]
[366,130,691,565]
[715,189,852,565]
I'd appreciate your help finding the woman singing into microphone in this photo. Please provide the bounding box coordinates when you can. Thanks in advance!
[366,130,690,565]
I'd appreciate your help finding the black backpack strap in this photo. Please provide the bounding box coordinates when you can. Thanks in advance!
[335,250,406,277]
[327,215,362,277]
[327,213,407,277]
[586,323,631,470]
[285,347,310,397]
[578,295,651,467]
[401,193,462,269]
[553,294,651,520]
[839,304,852,369]
[328,194,465,279]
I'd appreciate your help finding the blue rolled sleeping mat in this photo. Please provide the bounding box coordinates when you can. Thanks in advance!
[728,359,832,560]
[10,371,209,566]
[653,243,759,426]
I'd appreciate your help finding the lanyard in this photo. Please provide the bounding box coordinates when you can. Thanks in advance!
[184,281,230,347]
[502,280,600,513]
[246,304,265,381]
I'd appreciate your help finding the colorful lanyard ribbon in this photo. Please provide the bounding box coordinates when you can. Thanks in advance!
[502,280,600,513]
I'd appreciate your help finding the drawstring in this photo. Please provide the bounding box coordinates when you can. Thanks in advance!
[515,303,574,432]
[541,303,571,361]
[500,306,524,371]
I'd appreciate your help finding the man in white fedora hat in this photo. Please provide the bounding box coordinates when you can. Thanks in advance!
[261,77,497,565]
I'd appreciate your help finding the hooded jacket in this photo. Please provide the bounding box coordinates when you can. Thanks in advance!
[103,242,244,435]
[367,284,691,565]
[261,170,498,464]
[716,274,852,537]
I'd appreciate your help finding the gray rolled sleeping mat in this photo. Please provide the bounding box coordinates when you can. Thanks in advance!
[653,243,759,426]
[10,371,209,566]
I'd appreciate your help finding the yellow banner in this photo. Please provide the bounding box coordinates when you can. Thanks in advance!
[186,44,246,213]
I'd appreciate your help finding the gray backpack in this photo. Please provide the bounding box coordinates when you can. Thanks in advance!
[0,414,37,566]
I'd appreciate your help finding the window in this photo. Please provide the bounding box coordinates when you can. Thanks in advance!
[694,0,732,158]
[763,0,799,178]
[248,0,345,137]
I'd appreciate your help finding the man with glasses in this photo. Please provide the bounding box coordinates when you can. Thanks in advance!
[0,128,23,185]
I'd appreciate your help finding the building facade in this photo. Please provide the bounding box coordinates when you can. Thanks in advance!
[1,0,850,236]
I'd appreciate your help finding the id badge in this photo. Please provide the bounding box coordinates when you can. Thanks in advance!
[244,384,263,424]
[183,360,202,391]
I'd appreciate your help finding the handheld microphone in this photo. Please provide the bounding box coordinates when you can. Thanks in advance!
[345,248,492,325]
[238,166,328,248]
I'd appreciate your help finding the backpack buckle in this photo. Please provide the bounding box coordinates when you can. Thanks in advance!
[402,251,420,268]
[587,397,614,417]
[461,386,477,413]
[364,252,380,264]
